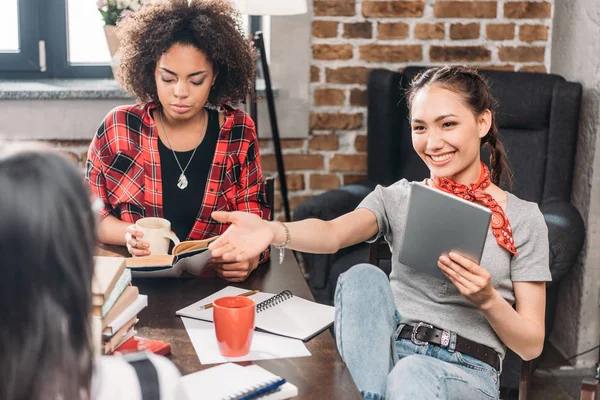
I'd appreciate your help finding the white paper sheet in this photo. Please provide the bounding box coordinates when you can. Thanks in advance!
[181,317,311,365]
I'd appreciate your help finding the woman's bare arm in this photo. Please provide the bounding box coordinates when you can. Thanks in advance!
[480,281,546,361]
[209,208,379,261]
[272,208,379,254]
[97,215,131,246]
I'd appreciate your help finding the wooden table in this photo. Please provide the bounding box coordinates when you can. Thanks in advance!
[98,245,361,399]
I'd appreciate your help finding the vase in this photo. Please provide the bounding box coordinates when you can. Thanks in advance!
[103,25,121,78]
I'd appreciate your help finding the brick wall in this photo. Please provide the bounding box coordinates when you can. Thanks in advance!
[40,0,554,220]
[259,0,553,219]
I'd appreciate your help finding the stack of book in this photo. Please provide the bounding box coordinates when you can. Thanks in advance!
[92,256,148,354]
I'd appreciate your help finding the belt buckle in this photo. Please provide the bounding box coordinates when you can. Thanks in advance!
[441,329,451,347]
[411,322,433,345]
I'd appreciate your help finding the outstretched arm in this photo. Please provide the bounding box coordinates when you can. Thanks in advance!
[208,208,378,262]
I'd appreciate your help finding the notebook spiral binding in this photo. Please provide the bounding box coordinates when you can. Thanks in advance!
[225,377,286,400]
[256,290,293,313]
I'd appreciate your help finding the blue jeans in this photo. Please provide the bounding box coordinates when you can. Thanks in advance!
[334,264,500,400]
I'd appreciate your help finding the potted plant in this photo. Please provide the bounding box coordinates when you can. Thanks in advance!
[97,0,144,76]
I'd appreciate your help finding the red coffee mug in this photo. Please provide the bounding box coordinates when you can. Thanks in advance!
[213,296,256,357]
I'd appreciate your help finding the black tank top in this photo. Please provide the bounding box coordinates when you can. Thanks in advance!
[158,109,219,241]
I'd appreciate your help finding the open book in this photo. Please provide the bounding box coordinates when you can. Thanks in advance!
[125,237,218,278]
[176,286,335,342]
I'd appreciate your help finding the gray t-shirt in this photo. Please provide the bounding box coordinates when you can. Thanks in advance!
[357,179,551,358]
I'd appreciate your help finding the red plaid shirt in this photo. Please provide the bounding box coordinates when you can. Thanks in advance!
[86,102,270,262]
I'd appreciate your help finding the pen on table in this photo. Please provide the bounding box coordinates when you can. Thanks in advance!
[196,290,260,310]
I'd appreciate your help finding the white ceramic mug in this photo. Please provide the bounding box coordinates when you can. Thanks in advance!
[130,217,180,256]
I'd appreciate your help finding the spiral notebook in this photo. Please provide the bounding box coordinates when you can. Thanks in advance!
[176,286,335,341]
[180,362,298,400]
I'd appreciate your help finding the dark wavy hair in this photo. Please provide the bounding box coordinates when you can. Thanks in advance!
[0,147,96,400]
[407,65,513,187]
[116,0,256,106]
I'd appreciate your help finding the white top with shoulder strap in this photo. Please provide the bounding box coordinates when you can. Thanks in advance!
[91,353,188,400]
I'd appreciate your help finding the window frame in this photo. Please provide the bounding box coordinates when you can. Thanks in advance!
[45,0,112,78]
[0,1,268,80]
[0,0,112,79]
[0,0,41,73]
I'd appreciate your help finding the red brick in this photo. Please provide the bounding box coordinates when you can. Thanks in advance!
[475,64,515,72]
[519,25,549,43]
[273,195,282,212]
[450,23,480,40]
[355,135,367,152]
[314,89,345,106]
[259,138,270,148]
[310,113,363,130]
[326,67,371,84]
[314,0,356,16]
[275,173,305,191]
[350,89,368,106]
[344,22,372,39]
[343,174,368,185]
[430,46,491,62]
[288,174,306,191]
[377,22,409,40]
[310,174,341,190]
[434,1,497,18]
[259,138,305,150]
[309,134,339,150]
[280,139,305,149]
[313,44,353,60]
[362,1,424,17]
[329,154,368,172]
[414,23,445,40]
[486,23,515,40]
[262,154,324,171]
[312,21,338,38]
[289,195,314,210]
[519,65,547,73]
[498,46,545,62]
[360,44,422,62]
[311,66,320,83]
[504,2,551,19]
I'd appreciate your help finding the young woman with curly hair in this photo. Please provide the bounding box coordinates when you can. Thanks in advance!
[86,0,270,282]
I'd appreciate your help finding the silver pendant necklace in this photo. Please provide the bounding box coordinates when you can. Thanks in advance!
[159,108,208,190]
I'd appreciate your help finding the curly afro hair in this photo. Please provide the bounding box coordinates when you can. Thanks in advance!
[116,0,255,106]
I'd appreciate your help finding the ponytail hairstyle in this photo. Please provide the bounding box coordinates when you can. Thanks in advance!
[406,65,513,187]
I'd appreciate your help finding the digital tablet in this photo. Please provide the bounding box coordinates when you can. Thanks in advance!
[399,182,492,281]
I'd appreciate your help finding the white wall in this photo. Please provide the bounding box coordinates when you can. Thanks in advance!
[253,12,310,139]
[550,0,600,366]
[0,99,132,140]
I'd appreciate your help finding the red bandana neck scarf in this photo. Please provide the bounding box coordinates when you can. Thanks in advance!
[431,161,518,256]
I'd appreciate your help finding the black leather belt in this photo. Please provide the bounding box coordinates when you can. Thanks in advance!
[398,323,500,371]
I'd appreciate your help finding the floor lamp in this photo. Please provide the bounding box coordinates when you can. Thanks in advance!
[234,0,307,222]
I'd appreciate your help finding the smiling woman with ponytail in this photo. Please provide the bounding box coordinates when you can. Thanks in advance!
[407,65,513,188]
[204,65,552,400]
